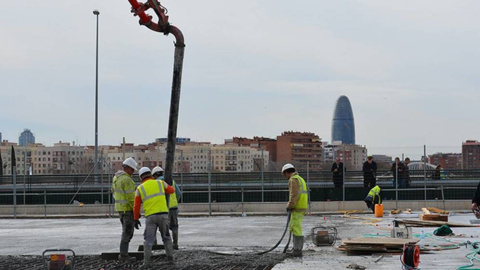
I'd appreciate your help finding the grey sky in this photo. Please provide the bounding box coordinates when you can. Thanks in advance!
[1,1,479,159]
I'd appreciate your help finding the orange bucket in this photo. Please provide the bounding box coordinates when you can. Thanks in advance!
[374,204,384,217]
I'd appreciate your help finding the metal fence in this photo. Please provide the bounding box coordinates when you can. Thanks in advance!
[0,169,479,208]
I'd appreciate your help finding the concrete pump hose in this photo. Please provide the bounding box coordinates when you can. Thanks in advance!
[207,212,291,256]
[255,212,291,255]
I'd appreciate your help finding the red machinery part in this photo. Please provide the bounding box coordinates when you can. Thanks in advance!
[128,0,151,24]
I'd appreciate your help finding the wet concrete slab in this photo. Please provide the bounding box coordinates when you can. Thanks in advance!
[0,213,479,269]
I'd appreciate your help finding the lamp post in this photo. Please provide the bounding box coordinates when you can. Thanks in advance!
[93,10,99,184]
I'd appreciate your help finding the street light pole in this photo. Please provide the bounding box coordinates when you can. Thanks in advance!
[93,10,100,184]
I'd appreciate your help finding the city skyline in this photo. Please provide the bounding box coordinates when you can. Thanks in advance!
[2,1,478,159]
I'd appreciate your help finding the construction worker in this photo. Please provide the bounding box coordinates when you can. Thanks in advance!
[282,163,308,257]
[111,157,139,261]
[364,185,381,213]
[152,166,182,250]
[134,167,175,267]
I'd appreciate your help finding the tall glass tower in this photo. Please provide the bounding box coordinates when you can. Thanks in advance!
[331,95,355,144]
[19,129,35,147]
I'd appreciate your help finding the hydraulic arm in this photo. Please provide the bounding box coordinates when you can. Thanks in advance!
[127,0,185,186]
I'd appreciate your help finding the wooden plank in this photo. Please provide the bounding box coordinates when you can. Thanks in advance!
[342,237,418,246]
[421,208,431,215]
[397,219,477,227]
[427,207,450,215]
[420,214,448,222]
[339,245,388,252]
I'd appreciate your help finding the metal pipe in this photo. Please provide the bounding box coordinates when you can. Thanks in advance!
[23,150,26,205]
[180,149,184,203]
[342,145,345,209]
[93,10,100,185]
[424,145,427,204]
[395,162,398,209]
[164,40,185,186]
[208,155,212,216]
[261,148,264,202]
[12,146,16,219]
[44,190,47,218]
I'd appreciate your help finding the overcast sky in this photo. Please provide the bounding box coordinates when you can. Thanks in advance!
[1,1,479,159]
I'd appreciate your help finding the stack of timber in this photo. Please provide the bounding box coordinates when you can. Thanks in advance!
[338,237,419,253]
[396,219,478,227]
[420,208,449,222]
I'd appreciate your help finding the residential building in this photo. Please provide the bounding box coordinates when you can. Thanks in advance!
[276,131,322,171]
[428,153,462,170]
[462,140,480,169]
[336,144,367,171]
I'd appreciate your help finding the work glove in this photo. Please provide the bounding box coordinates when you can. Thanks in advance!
[134,220,141,230]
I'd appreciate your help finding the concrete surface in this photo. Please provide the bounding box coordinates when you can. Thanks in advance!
[0,213,479,269]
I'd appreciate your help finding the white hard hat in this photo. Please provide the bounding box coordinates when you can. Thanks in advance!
[123,157,137,170]
[152,166,164,175]
[139,167,151,177]
[281,163,295,173]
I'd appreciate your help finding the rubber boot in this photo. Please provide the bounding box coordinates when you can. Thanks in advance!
[172,230,179,250]
[165,241,174,261]
[141,244,153,269]
[292,236,303,257]
[118,241,134,261]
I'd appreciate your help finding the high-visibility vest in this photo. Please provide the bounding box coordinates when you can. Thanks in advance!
[170,180,178,209]
[291,174,308,210]
[112,173,135,212]
[138,180,169,217]
[368,185,381,204]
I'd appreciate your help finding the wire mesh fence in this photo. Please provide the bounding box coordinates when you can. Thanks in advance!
[0,168,479,212]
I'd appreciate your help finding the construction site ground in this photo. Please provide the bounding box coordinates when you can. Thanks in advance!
[0,212,479,269]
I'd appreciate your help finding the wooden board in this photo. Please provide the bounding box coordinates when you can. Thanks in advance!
[420,214,448,222]
[342,237,418,246]
[397,219,478,227]
[427,207,450,215]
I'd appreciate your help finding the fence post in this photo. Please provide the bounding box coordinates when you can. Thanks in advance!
[44,190,47,219]
[208,152,212,217]
[395,162,398,209]
[342,145,345,210]
[241,187,245,214]
[307,161,310,211]
[424,145,427,205]
[261,148,264,203]
[180,150,184,203]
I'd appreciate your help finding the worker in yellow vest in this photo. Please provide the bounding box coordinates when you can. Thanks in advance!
[364,185,381,213]
[152,166,182,250]
[111,157,138,261]
[282,163,308,257]
[133,167,175,267]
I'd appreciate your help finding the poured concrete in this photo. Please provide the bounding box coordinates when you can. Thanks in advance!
[0,213,479,269]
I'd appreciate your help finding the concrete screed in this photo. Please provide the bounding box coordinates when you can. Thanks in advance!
[0,213,479,269]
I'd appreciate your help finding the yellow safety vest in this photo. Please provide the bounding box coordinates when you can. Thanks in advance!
[112,173,135,212]
[169,180,178,209]
[291,174,308,210]
[368,185,381,204]
[138,179,169,217]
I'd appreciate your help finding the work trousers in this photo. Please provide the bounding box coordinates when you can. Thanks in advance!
[363,176,376,188]
[144,213,172,246]
[289,211,305,237]
[119,211,135,243]
[169,208,179,232]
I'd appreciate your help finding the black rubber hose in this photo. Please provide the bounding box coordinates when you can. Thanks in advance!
[208,212,291,256]
[255,212,291,255]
